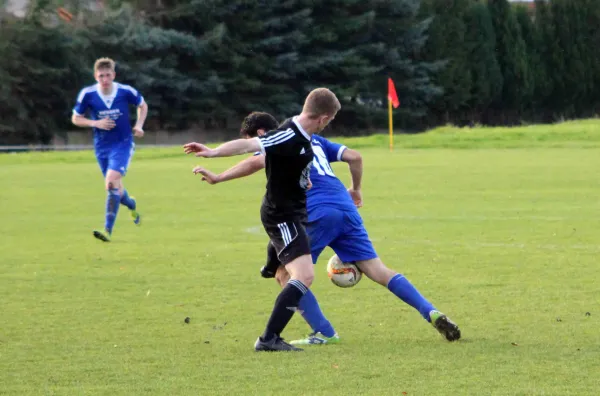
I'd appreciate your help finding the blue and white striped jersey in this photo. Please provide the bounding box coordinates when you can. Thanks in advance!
[73,82,144,153]
[307,135,356,215]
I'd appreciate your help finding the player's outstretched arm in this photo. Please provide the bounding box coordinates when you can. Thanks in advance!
[193,155,265,184]
[184,138,261,158]
[342,148,363,207]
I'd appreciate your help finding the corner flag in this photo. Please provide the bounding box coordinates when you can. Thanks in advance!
[388,78,400,109]
[387,78,400,151]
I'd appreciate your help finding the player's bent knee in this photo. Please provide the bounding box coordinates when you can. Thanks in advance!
[105,171,123,190]
[357,258,396,286]
[105,181,122,191]
[275,266,289,287]
[285,254,314,287]
[300,272,314,287]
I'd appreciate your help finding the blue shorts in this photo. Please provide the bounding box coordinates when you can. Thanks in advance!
[96,142,135,176]
[307,207,378,264]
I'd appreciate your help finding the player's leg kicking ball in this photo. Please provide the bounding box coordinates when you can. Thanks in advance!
[350,255,461,342]
[429,310,461,341]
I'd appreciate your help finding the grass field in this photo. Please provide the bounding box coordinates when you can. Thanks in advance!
[1,121,600,395]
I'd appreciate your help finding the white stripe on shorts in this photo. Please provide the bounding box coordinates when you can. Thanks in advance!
[277,223,292,246]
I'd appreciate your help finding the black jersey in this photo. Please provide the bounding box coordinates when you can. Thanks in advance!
[256,117,314,218]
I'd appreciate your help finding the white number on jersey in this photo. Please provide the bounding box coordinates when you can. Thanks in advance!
[312,146,335,177]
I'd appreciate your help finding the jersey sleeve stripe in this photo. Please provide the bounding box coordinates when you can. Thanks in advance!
[117,83,140,96]
[76,86,96,103]
[262,131,295,148]
[260,129,294,144]
[337,146,347,161]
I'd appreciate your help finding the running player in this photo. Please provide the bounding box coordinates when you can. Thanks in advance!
[71,57,147,241]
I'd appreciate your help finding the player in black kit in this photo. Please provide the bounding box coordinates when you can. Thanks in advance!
[184,88,341,351]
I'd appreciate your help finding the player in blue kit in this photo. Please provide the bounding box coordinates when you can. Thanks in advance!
[71,58,148,242]
[193,112,461,345]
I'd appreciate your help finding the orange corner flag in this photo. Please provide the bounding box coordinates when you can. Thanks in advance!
[388,78,400,108]
[57,7,73,22]
[387,78,399,151]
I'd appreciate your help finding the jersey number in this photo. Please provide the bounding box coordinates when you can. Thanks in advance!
[312,146,335,177]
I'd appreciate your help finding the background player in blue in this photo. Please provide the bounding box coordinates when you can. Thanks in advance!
[71,58,148,242]
[192,112,461,345]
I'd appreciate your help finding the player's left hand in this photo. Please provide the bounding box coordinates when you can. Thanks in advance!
[133,126,144,137]
[193,166,220,184]
[183,142,217,158]
[306,177,312,190]
[348,188,363,208]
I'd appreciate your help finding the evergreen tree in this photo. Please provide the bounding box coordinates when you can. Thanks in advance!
[359,0,443,130]
[513,4,538,118]
[0,15,84,144]
[549,0,599,118]
[585,0,600,113]
[79,4,221,129]
[295,0,382,130]
[420,0,472,125]
[154,0,312,127]
[206,0,312,122]
[463,2,503,124]
[588,0,600,110]
[247,0,312,119]
[530,0,554,120]
[488,0,533,121]
[550,0,581,116]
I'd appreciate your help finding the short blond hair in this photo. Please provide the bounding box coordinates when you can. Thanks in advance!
[302,88,341,118]
[94,57,115,73]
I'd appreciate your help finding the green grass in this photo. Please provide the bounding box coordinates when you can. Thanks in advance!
[2,118,600,167]
[1,122,600,395]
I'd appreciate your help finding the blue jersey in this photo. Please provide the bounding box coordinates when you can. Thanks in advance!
[254,134,377,263]
[307,135,356,216]
[308,135,377,263]
[73,82,144,154]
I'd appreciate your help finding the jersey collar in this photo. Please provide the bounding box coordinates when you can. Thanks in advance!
[96,82,118,107]
[292,116,311,141]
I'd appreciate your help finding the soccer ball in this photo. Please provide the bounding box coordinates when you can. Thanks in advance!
[326,254,362,288]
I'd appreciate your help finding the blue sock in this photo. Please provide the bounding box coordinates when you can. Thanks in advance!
[298,289,336,337]
[120,189,136,210]
[105,188,121,234]
[387,274,436,322]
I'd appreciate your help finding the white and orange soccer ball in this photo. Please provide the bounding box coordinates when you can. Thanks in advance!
[327,254,362,288]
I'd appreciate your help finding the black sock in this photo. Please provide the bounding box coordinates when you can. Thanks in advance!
[262,279,307,341]
[264,242,280,273]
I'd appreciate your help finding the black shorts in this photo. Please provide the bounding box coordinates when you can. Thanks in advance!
[261,214,311,266]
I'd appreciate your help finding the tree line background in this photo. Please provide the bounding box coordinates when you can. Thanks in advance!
[0,0,599,145]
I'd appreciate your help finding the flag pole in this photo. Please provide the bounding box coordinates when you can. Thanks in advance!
[387,77,399,152]
[388,98,393,151]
